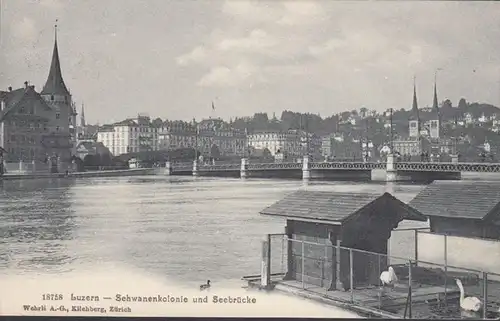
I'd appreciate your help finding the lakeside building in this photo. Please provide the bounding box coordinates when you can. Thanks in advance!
[0,26,76,166]
[96,114,160,156]
[248,130,321,159]
[158,118,246,157]
[196,118,247,157]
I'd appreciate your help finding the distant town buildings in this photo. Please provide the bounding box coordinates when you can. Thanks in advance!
[96,114,159,156]
[247,130,321,160]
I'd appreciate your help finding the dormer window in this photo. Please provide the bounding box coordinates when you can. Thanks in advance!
[51,95,54,101]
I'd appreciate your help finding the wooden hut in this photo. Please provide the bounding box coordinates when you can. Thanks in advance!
[408,180,500,240]
[260,190,426,291]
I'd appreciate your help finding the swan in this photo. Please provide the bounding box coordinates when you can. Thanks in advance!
[455,278,483,312]
[200,280,211,291]
[380,266,398,289]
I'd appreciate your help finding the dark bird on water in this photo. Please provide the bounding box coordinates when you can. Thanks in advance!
[200,280,211,291]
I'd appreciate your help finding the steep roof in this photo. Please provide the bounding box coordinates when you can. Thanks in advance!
[0,86,52,122]
[409,80,420,122]
[408,180,500,221]
[41,32,70,96]
[260,190,426,224]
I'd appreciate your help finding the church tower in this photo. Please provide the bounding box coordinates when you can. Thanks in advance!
[41,22,78,156]
[429,76,440,139]
[408,77,420,138]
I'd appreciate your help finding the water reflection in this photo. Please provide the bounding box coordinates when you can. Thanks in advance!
[0,178,76,273]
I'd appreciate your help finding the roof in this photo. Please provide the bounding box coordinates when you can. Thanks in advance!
[260,190,426,224]
[0,86,52,122]
[408,180,500,221]
[41,37,70,96]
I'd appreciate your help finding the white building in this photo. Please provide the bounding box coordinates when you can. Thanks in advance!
[96,114,159,156]
[248,130,320,157]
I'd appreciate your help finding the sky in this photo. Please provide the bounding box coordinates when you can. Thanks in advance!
[1,0,500,125]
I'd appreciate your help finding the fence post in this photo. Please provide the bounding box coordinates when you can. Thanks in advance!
[260,234,271,289]
[349,248,354,303]
[301,240,305,289]
[323,243,328,289]
[444,234,448,301]
[483,272,488,319]
[408,259,413,319]
[336,238,342,290]
[414,229,419,266]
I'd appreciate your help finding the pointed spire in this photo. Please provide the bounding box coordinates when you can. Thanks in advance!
[80,103,86,127]
[410,75,420,121]
[432,71,439,115]
[41,20,70,96]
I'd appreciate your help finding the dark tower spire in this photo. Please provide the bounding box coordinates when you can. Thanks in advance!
[41,20,70,96]
[410,76,420,122]
[432,72,439,116]
[80,103,86,127]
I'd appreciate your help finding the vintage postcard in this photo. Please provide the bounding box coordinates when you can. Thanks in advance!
[1,0,500,319]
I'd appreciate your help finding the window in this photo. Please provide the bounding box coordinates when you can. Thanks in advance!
[51,95,54,101]
[56,126,60,132]
[56,113,60,119]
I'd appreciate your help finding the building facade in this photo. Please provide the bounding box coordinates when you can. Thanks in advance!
[158,120,197,151]
[158,118,246,157]
[248,130,320,158]
[0,28,75,166]
[96,114,159,156]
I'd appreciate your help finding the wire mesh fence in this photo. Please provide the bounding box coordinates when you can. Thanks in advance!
[265,233,500,319]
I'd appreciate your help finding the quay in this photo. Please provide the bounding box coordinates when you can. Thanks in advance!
[0,168,155,181]
[242,186,500,319]
[165,154,500,182]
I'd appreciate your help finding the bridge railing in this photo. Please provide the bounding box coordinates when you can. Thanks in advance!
[310,161,386,170]
[394,162,500,173]
[247,162,303,170]
[198,163,241,171]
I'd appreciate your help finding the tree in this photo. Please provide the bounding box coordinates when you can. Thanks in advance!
[210,144,221,159]
[457,98,467,110]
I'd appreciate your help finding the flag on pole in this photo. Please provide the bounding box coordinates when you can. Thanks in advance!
[212,101,215,111]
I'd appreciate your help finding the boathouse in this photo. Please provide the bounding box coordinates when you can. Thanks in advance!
[408,180,500,240]
[260,190,427,290]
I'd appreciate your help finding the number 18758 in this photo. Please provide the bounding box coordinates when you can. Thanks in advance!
[42,294,63,301]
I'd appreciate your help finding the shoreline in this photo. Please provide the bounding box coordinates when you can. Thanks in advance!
[0,168,158,181]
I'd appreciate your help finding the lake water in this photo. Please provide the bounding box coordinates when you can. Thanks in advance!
[0,175,446,317]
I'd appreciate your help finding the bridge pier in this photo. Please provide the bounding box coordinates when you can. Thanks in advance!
[241,158,248,179]
[386,153,461,182]
[165,161,172,175]
[192,160,199,177]
[386,154,398,182]
[302,155,310,180]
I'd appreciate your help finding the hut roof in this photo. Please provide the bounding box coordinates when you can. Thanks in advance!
[260,190,426,224]
[408,180,500,221]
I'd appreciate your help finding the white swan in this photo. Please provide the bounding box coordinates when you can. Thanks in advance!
[455,278,483,312]
[380,266,398,289]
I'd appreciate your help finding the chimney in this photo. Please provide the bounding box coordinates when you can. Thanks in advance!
[24,81,28,88]
[8,86,12,92]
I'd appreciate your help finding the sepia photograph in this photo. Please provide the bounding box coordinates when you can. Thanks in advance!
[1,0,500,319]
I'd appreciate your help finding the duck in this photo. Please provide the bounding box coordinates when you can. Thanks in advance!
[380,266,398,290]
[200,280,211,291]
[455,278,483,312]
